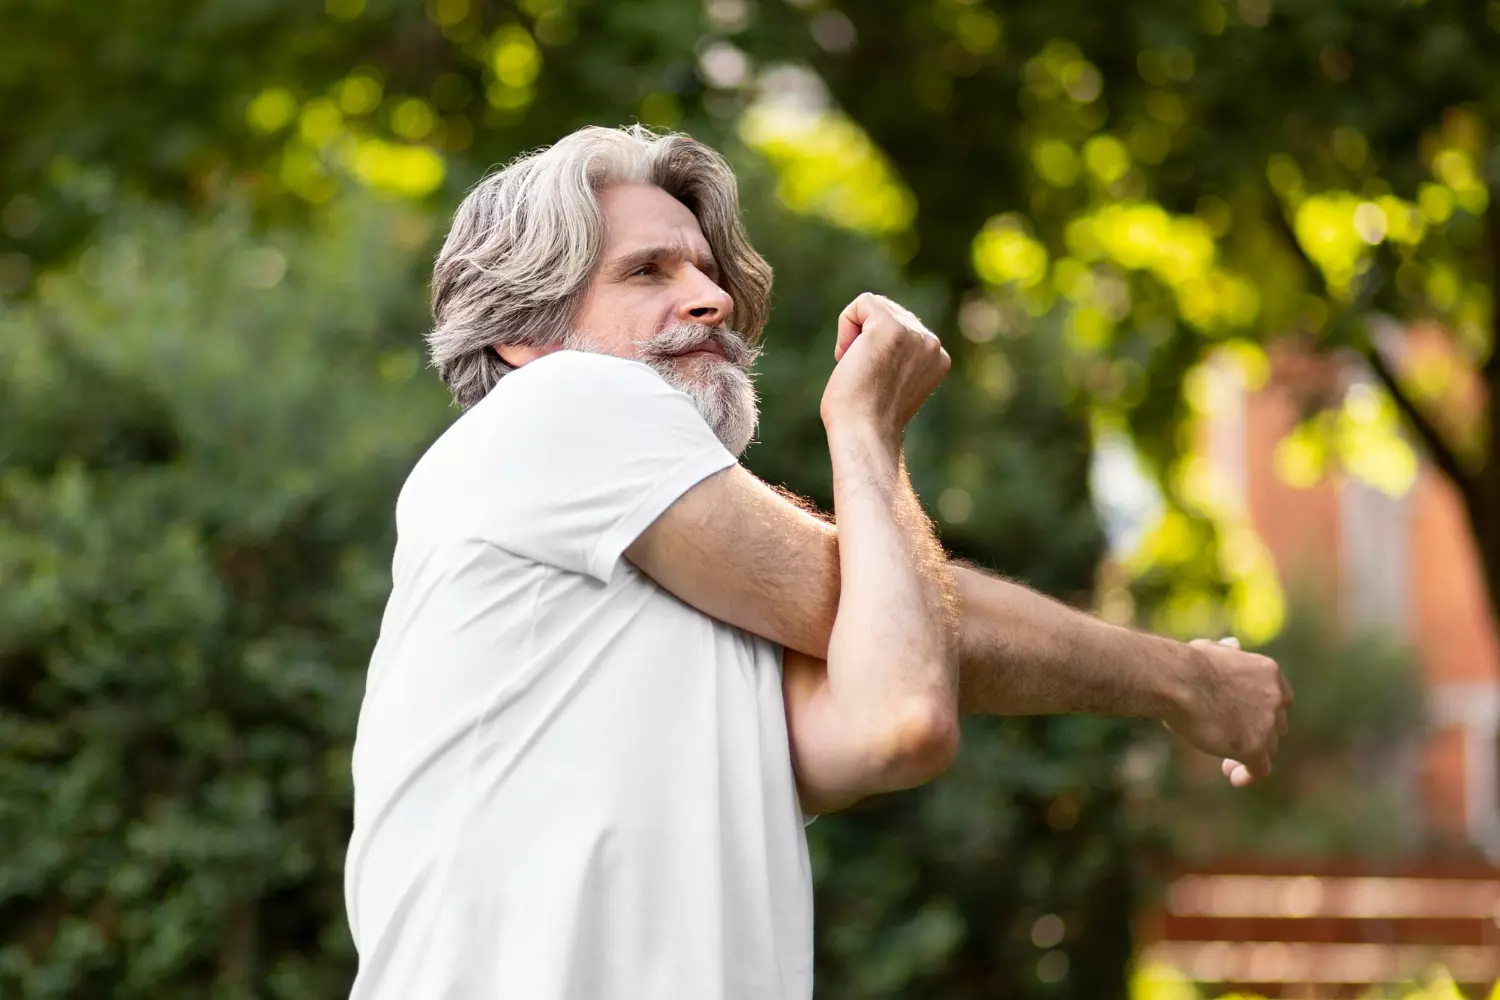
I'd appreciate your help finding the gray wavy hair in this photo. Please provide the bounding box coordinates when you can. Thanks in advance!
[427,125,774,409]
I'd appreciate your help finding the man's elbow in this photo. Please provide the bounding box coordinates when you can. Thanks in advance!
[877,696,960,789]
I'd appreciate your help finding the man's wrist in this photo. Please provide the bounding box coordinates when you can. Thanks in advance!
[822,412,902,465]
[1094,619,1203,722]
[1146,633,1204,725]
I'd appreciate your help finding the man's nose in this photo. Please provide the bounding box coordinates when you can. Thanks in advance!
[676,266,733,326]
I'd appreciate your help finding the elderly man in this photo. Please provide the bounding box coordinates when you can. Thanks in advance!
[343,124,1290,1000]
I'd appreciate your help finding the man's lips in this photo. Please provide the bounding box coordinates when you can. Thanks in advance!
[674,343,726,359]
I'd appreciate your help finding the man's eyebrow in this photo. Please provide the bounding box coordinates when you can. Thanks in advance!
[611,245,721,281]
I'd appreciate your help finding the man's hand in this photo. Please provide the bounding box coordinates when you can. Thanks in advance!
[821,293,950,443]
[1162,636,1292,788]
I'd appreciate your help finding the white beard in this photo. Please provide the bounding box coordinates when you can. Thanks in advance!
[651,358,759,457]
[563,325,761,457]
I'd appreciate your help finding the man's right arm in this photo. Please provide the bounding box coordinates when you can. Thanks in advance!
[780,416,959,813]
[632,293,960,812]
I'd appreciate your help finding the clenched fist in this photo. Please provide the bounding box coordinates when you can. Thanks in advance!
[1164,636,1293,787]
[820,293,950,444]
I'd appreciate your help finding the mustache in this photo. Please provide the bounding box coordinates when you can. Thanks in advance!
[639,323,760,369]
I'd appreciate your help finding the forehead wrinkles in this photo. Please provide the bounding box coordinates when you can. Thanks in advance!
[615,239,716,271]
[598,184,703,245]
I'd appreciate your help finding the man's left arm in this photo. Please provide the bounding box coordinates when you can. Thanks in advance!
[949,563,1289,784]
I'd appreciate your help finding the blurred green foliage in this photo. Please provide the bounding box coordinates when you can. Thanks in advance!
[0,201,444,999]
[785,0,1500,636]
[0,199,450,995]
[0,0,1476,997]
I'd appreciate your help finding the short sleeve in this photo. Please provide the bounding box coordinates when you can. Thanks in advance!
[469,351,737,583]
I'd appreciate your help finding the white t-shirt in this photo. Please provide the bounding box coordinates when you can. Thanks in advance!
[344,351,814,1000]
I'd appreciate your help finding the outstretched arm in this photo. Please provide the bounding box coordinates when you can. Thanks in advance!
[950,564,1287,784]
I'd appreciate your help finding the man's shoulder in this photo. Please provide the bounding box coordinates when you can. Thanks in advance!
[393,355,643,511]
[410,354,628,461]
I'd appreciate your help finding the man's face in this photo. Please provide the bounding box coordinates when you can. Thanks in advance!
[568,183,760,455]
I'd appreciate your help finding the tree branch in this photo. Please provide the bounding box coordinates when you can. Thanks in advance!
[1263,191,1327,301]
[1267,179,1485,495]
[1363,340,1476,499]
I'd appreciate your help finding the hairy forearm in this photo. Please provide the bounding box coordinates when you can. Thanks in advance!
[951,563,1191,718]
[823,423,958,721]
[753,516,1192,721]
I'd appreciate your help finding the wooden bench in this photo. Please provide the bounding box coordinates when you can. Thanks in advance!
[1137,861,1500,997]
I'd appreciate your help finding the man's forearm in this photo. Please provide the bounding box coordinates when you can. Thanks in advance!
[951,562,1192,719]
[822,423,959,730]
[716,503,1197,721]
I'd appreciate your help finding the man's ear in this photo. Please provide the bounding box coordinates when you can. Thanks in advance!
[494,342,564,368]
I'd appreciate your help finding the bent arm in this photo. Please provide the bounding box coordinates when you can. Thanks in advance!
[627,444,958,811]
[783,424,958,812]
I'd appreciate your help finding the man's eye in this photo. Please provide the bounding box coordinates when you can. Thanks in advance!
[630,263,658,277]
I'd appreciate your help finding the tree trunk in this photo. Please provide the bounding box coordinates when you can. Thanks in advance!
[1368,322,1498,642]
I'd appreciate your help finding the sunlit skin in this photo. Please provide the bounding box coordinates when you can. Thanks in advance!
[495,183,734,375]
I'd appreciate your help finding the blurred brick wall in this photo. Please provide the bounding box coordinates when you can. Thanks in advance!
[1219,344,1498,848]
[1243,347,1345,608]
